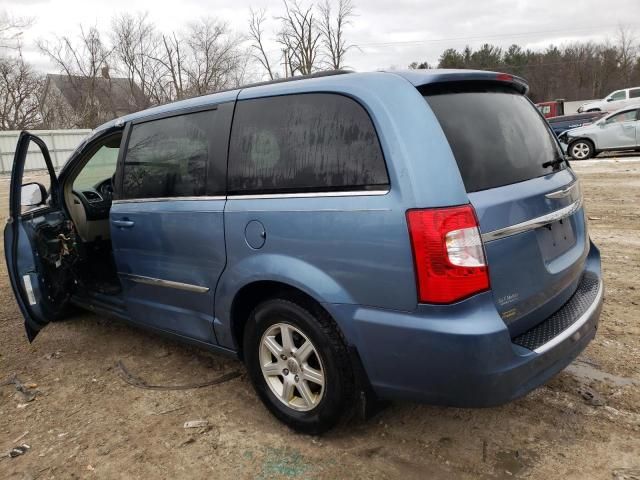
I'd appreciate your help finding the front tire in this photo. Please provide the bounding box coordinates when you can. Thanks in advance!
[243,298,355,434]
[569,139,594,160]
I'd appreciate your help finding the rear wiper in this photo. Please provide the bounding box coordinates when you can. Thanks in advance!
[542,156,569,169]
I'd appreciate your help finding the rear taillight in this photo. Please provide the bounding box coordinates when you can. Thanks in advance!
[406,205,490,304]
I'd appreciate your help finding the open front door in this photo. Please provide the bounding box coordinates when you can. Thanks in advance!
[4,132,74,341]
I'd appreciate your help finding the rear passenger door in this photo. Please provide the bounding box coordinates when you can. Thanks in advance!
[110,103,233,343]
[597,109,638,149]
[606,90,628,111]
[627,88,640,108]
[217,92,412,348]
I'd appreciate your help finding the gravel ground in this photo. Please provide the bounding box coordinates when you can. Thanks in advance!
[0,158,638,479]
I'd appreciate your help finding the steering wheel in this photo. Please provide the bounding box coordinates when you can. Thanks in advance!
[96,177,114,202]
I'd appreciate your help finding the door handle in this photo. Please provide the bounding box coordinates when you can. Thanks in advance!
[112,219,135,228]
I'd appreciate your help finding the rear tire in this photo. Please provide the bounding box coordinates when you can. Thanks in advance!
[243,298,355,435]
[568,139,594,160]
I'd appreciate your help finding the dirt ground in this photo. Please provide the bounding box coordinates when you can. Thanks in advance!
[0,158,639,480]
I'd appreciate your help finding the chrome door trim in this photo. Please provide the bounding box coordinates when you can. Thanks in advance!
[113,196,226,204]
[119,273,210,293]
[228,189,390,200]
[113,191,391,203]
[481,197,583,243]
[534,280,603,354]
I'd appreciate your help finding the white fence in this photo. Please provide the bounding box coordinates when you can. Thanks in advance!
[0,129,92,174]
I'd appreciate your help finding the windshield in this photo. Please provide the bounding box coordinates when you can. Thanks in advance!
[73,139,120,190]
[423,84,565,192]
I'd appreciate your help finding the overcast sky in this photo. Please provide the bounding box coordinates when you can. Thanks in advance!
[3,0,640,77]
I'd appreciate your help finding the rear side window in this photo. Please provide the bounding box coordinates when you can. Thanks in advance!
[423,84,564,192]
[607,110,638,123]
[122,110,216,199]
[630,88,640,99]
[228,93,388,194]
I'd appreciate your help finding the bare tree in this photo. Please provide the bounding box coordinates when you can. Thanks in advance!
[277,0,322,76]
[249,8,276,80]
[229,48,252,87]
[318,0,354,70]
[155,32,186,101]
[0,49,42,129]
[616,25,637,84]
[184,18,243,95]
[111,12,157,109]
[0,11,32,50]
[148,18,247,101]
[0,11,41,130]
[37,26,113,127]
[38,26,112,83]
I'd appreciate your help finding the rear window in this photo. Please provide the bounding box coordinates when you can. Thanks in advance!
[423,84,564,192]
[228,93,388,194]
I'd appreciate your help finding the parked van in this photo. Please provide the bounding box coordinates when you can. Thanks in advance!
[5,70,604,434]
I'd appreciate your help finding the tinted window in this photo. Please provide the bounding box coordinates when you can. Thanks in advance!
[630,88,640,99]
[423,84,564,193]
[228,93,388,194]
[122,110,216,199]
[607,110,637,123]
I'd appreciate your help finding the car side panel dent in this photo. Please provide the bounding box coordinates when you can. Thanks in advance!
[214,253,356,349]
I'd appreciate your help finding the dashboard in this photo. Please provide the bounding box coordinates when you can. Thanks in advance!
[72,178,113,221]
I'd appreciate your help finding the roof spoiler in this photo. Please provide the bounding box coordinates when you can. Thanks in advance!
[406,70,529,95]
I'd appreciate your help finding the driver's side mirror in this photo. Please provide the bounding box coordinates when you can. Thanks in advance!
[21,182,47,207]
[606,97,614,102]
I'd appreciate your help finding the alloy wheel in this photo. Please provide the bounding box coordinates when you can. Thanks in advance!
[571,141,591,160]
[259,322,325,411]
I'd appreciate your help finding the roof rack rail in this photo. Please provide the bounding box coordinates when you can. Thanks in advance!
[238,69,353,90]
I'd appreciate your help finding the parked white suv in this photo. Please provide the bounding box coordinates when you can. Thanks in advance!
[578,87,640,113]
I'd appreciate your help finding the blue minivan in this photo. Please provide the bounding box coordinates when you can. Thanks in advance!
[5,70,603,434]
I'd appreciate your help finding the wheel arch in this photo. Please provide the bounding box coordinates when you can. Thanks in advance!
[214,253,357,349]
[569,136,595,145]
[229,279,378,417]
[231,280,337,359]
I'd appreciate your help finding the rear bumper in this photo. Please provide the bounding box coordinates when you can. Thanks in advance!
[329,243,603,406]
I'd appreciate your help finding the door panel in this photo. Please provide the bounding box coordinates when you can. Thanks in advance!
[597,122,637,148]
[109,100,234,343]
[4,132,69,341]
[596,110,639,149]
[607,100,626,112]
[110,199,226,342]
